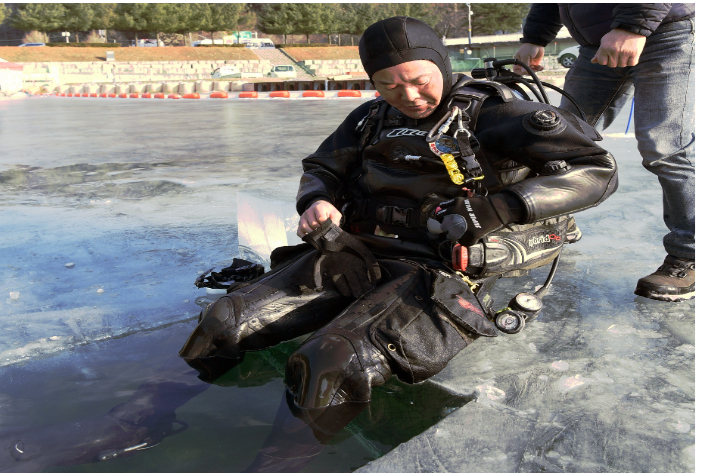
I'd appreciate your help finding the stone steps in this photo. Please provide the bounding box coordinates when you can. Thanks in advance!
[300,59,365,77]
[249,48,314,79]
[18,60,274,84]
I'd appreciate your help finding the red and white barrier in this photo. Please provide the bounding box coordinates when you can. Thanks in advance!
[52,90,380,101]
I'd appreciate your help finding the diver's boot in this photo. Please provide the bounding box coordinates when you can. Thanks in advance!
[179,295,245,381]
[635,255,695,302]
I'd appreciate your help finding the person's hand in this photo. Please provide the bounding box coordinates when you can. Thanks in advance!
[513,43,546,75]
[592,28,646,67]
[297,200,342,239]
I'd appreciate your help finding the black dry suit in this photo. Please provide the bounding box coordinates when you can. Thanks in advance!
[179,16,618,452]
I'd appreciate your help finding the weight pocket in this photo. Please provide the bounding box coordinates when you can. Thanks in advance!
[429,272,497,338]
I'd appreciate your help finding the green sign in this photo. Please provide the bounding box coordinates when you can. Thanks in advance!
[233,31,252,39]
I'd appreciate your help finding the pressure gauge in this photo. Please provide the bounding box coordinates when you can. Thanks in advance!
[508,292,543,315]
[495,310,526,334]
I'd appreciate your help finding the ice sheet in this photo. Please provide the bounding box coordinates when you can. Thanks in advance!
[0,94,695,473]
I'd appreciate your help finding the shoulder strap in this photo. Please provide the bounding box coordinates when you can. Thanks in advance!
[447,78,515,132]
[445,77,517,195]
[356,98,388,150]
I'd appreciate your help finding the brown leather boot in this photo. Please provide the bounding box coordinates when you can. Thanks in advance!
[634,255,695,302]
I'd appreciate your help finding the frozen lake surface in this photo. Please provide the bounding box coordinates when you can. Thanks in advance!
[0,95,695,472]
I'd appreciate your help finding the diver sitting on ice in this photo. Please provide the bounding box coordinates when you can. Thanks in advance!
[1,17,617,473]
[178,16,618,471]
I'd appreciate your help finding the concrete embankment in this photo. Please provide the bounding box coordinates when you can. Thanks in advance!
[4,56,566,98]
[6,58,374,95]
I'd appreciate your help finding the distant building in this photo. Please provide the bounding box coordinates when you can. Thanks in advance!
[444,27,578,71]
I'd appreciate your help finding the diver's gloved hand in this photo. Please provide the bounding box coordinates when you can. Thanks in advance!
[427,195,518,246]
[303,219,381,298]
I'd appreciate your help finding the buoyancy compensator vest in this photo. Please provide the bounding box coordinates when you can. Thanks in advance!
[346,61,596,281]
[346,75,538,244]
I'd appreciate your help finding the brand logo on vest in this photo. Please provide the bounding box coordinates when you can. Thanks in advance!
[386,128,428,138]
[529,233,561,246]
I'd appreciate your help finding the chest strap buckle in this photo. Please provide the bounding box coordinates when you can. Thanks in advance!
[376,205,413,227]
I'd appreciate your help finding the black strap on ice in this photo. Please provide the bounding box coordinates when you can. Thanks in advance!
[194,258,265,289]
[303,219,381,291]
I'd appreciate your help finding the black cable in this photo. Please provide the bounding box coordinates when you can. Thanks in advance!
[504,60,550,105]
[507,77,545,103]
[487,58,551,105]
[534,253,560,298]
[506,82,532,101]
[481,60,587,122]
[539,81,587,122]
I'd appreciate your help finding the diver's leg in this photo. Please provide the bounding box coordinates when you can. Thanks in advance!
[242,260,489,472]
[180,248,352,381]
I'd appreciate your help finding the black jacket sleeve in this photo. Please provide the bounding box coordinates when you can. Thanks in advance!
[521,3,563,47]
[295,101,373,215]
[611,3,673,37]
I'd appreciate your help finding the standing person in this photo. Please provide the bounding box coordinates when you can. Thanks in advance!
[514,4,695,302]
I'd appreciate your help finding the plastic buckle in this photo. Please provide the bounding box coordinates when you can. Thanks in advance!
[376,206,411,227]
[391,206,411,226]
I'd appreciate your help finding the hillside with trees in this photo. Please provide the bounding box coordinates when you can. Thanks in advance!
[0,3,530,47]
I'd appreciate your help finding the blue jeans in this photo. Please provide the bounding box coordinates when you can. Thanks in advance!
[560,19,695,260]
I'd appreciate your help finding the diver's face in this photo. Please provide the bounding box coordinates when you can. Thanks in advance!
[372,60,443,119]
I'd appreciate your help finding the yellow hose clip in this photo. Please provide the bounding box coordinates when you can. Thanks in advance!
[439,153,465,185]
[455,271,479,293]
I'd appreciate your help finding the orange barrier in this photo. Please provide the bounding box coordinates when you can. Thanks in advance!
[118,93,128,98]
[210,91,229,99]
[90,93,98,97]
[98,93,108,98]
[337,90,362,98]
[239,91,258,98]
[302,90,325,98]
[168,94,181,99]
[182,93,200,99]
[269,91,290,98]
[60,93,66,97]
[129,92,140,98]
[81,93,89,97]
[154,93,165,99]
[108,93,117,98]
[141,93,152,98]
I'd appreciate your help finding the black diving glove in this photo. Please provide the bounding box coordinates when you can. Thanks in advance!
[303,219,381,298]
[427,194,521,246]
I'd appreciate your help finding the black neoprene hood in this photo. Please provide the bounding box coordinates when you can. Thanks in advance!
[359,16,453,97]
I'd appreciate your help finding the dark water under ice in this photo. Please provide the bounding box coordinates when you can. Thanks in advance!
[0,95,696,472]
